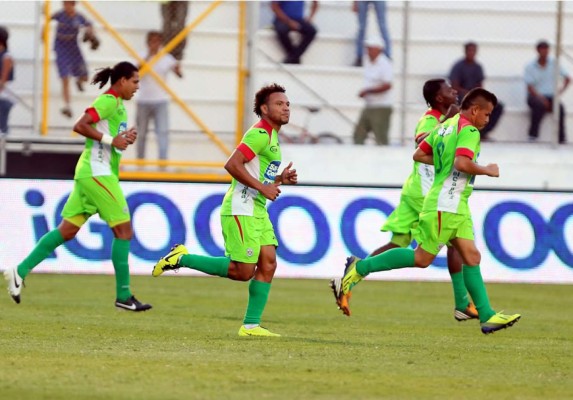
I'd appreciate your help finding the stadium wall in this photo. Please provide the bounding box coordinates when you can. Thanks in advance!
[2,178,572,284]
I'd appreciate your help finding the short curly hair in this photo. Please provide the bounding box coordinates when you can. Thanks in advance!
[253,83,286,118]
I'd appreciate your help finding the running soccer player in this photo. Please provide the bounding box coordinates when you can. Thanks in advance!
[331,79,478,321]
[333,88,521,334]
[4,61,151,312]
[152,83,297,337]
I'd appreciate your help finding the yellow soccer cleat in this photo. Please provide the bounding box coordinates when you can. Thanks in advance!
[341,256,363,294]
[238,325,281,337]
[152,244,188,277]
[481,312,521,334]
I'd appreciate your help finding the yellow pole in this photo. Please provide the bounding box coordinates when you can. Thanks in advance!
[82,0,231,156]
[235,1,247,146]
[41,0,51,136]
[139,0,224,77]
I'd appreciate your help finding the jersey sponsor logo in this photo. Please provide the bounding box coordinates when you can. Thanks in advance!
[438,126,454,137]
[115,122,128,154]
[263,161,280,184]
[270,145,279,153]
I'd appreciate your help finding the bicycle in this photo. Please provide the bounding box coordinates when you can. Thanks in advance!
[279,106,344,144]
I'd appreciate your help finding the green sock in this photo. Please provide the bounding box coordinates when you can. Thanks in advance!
[18,229,65,279]
[463,265,495,323]
[356,248,415,276]
[112,238,132,301]
[178,254,229,277]
[450,271,470,310]
[243,279,271,325]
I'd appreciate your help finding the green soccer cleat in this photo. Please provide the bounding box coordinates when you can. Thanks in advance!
[341,256,363,295]
[480,312,521,334]
[238,325,281,337]
[152,244,188,277]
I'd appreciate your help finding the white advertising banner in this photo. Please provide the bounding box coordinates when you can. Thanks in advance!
[1,179,572,283]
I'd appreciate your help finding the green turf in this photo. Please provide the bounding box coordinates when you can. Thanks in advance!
[0,274,571,400]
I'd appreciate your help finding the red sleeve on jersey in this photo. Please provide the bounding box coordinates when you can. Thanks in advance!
[85,107,100,123]
[419,140,433,155]
[237,143,256,161]
[456,148,475,159]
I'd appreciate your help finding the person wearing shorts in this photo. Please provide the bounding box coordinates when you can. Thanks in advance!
[331,79,477,322]
[152,83,298,337]
[5,62,151,312]
[334,88,521,335]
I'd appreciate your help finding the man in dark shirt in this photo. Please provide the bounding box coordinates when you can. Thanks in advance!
[271,1,318,64]
[449,42,503,141]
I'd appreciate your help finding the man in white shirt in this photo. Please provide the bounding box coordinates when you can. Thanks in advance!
[353,36,393,145]
[524,40,570,144]
[136,31,182,160]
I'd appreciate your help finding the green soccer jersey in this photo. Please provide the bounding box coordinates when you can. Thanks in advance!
[419,113,480,215]
[220,119,282,217]
[74,90,128,179]
[401,109,443,200]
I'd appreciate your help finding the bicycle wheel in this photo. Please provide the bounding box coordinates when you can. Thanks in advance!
[313,132,344,144]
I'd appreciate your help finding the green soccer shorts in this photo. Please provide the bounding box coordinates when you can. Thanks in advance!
[61,176,131,228]
[382,195,424,248]
[221,214,278,263]
[414,211,474,255]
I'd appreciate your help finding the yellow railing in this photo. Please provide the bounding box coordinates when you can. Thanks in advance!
[82,0,232,158]
[40,1,247,182]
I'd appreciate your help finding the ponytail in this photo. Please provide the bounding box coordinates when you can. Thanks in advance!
[91,61,138,89]
[91,67,113,89]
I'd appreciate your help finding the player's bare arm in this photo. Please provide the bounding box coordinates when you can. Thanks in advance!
[73,113,132,150]
[225,149,282,201]
[454,156,499,177]
[413,146,434,165]
[275,161,298,185]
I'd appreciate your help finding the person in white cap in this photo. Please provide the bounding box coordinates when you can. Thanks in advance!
[353,36,393,145]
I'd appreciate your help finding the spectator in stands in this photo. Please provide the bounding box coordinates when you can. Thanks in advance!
[353,36,393,146]
[0,26,15,135]
[271,1,318,64]
[524,40,570,144]
[353,1,391,67]
[136,31,182,161]
[160,1,189,61]
[449,41,504,141]
[51,1,98,118]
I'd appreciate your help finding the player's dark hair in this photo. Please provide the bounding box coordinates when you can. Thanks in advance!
[147,30,163,42]
[253,83,286,118]
[461,87,497,110]
[423,78,446,108]
[91,61,138,89]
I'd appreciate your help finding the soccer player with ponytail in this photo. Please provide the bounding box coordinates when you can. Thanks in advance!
[5,61,151,312]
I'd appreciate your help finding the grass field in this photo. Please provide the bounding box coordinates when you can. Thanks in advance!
[0,274,571,400]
